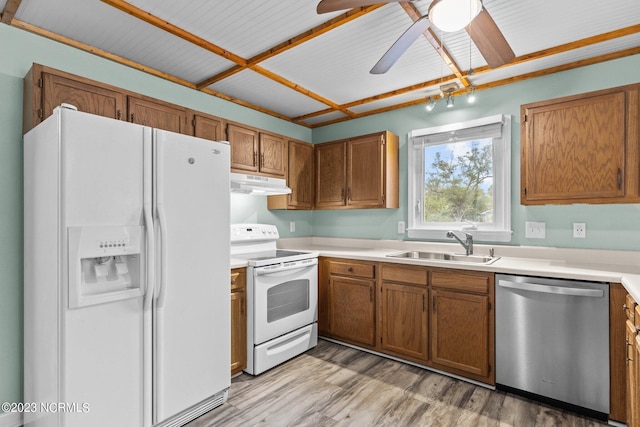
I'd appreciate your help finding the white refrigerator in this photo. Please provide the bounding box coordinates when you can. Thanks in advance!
[23,106,230,427]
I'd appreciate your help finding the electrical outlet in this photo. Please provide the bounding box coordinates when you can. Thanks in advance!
[397,221,405,234]
[573,222,586,238]
[289,221,296,233]
[525,221,545,239]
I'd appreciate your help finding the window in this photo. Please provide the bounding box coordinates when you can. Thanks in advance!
[408,115,512,242]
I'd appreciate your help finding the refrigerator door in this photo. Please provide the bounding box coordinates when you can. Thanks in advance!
[61,109,147,426]
[153,131,230,424]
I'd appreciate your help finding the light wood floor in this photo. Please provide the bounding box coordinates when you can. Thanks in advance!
[187,339,608,427]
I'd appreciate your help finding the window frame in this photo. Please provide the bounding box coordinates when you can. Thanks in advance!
[407,114,512,242]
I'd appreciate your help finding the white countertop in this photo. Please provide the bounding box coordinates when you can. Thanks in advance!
[274,237,640,302]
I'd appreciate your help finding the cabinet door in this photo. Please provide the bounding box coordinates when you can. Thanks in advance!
[42,73,125,122]
[288,140,314,209]
[348,134,384,208]
[128,96,186,133]
[193,114,224,141]
[380,281,428,362]
[230,290,246,375]
[317,258,331,336]
[329,276,375,347]
[315,142,346,208]
[522,90,626,203]
[430,289,491,380]
[230,269,246,375]
[259,133,287,177]
[228,124,258,173]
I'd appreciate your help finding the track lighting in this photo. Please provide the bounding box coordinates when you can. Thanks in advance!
[446,95,454,108]
[425,97,437,112]
[467,86,476,104]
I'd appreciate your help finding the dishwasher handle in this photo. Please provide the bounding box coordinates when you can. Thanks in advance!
[497,279,604,298]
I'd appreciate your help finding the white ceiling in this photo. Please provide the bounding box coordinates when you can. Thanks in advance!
[3,0,640,127]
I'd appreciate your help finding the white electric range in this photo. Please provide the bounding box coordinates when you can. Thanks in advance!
[230,224,319,375]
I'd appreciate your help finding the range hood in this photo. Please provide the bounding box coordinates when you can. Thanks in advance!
[230,172,291,195]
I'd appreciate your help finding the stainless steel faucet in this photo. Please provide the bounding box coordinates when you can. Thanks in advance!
[446,231,473,255]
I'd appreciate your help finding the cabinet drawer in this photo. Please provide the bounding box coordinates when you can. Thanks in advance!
[329,261,375,279]
[626,293,637,322]
[381,264,427,286]
[430,269,491,294]
[231,268,246,291]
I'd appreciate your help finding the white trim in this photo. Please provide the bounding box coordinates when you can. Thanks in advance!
[409,114,505,138]
[408,114,512,243]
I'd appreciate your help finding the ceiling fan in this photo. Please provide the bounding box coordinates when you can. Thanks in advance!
[316,0,515,74]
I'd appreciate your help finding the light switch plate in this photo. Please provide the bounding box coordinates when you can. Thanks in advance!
[289,221,295,233]
[397,221,405,234]
[525,221,545,238]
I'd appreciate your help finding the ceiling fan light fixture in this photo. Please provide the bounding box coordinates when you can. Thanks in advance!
[428,0,482,32]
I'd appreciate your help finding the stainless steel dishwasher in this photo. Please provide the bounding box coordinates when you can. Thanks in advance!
[495,274,609,415]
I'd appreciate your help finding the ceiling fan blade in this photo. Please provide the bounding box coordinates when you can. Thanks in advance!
[371,15,430,74]
[465,8,515,68]
[317,0,410,14]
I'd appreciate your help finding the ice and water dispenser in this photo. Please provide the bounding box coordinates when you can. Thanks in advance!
[68,226,144,308]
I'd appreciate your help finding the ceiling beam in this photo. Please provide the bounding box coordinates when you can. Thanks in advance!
[9,18,308,126]
[1,0,22,24]
[308,45,640,127]
[101,0,357,117]
[298,22,640,124]
[398,2,470,88]
[196,5,383,89]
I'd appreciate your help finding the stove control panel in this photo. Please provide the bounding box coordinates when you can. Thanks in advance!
[231,224,279,242]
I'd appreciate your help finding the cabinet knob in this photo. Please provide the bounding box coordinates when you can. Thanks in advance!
[347,267,353,272]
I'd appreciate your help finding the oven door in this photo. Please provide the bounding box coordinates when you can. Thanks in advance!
[252,258,318,345]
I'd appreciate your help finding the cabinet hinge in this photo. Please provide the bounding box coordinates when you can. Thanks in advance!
[38,78,43,88]
[488,302,492,310]
[116,110,121,120]
[192,118,196,127]
[523,114,528,122]
[382,194,385,203]
[381,136,386,146]
[37,108,43,119]
[523,187,527,196]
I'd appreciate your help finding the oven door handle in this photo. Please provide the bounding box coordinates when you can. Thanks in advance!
[254,258,318,276]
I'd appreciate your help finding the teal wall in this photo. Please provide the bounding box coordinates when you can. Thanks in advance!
[308,55,640,250]
[2,20,640,407]
[0,24,311,406]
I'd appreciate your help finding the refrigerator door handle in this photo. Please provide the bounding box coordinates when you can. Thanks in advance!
[143,204,155,310]
[157,204,168,308]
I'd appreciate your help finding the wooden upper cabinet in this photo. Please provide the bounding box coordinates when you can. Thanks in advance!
[23,64,126,132]
[227,124,286,178]
[315,131,399,210]
[258,133,286,177]
[127,95,187,134]
[228,124,259,173]
[315,141,347,208]
[192,113,224,141]
[268,139,314,210]
[521,85,640,204]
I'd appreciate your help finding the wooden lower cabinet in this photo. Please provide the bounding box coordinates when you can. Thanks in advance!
[429,269,494,384]
[320,258,377,348]
[230,268,247,376]
[318,258,495,385]
[624,291,640,427]
[379,264,428,363]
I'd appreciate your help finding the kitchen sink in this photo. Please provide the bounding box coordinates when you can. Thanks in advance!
[386,250,499,265]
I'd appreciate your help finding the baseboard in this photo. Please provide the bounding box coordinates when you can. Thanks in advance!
[0,411,23,427]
